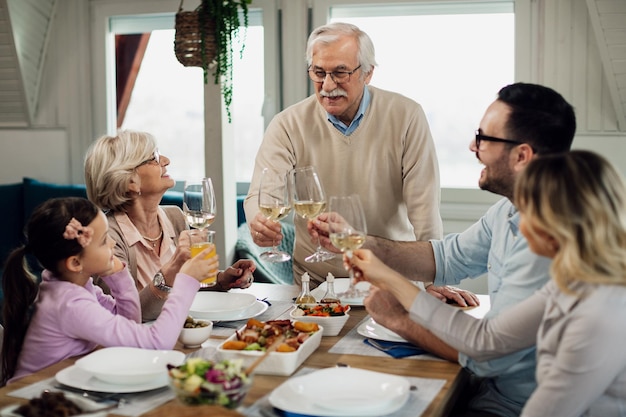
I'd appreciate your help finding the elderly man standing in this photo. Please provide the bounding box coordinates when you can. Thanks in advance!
[245,22,462,297]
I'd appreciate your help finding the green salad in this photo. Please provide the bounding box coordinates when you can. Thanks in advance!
[168,358,251,408]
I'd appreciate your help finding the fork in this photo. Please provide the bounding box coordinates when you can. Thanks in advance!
[366,338,399,351]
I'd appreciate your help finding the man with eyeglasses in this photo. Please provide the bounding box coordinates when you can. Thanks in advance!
[245,22,473,302]
[314,82,576,417]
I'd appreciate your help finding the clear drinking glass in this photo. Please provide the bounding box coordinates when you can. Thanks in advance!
[289,166,335,263]
[258,168,292,263]
[328,195,367,300]
[183,178,216,230]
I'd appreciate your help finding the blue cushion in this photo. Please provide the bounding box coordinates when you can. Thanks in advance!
[235,222,294,285]
[23,177,88,221]
[161,190,183,208]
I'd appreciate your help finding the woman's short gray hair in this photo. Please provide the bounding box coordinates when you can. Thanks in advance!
[305,22,377,78]
[84,130,156,212]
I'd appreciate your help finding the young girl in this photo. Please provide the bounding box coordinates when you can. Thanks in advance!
[349,150,626,416]
[1,197,217,385]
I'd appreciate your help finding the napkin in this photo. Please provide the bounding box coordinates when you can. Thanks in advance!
[363,338,428,358]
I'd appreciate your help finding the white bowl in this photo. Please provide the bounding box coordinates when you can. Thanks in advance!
[189,292,257,319]
[178,318,213,348]
[216,323,323,376]
[74,347,185,385]
[289,305,351,336]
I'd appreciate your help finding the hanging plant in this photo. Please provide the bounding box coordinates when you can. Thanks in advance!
[175,0,251,122]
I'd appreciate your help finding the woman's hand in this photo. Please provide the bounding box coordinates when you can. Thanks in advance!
[160,229,193,285]
[250,213,283,247]
[179,247,219,283]
[216,259,256,290]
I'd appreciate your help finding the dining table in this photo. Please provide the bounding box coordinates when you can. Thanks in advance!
[0,282,490,417]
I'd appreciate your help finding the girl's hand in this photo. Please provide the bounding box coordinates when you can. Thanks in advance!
[102,256,125,277]
[217,259,256,290]
[180,247,219,283]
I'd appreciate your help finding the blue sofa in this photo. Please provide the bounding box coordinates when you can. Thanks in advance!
[0,178,294,315]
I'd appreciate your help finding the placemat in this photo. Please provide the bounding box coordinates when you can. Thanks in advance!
[328,316,442,361]
[243,367,446,417]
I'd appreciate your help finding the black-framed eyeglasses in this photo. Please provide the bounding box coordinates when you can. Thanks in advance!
[136,150,160,168]
[475,130,525,149]
[307,64,362,84]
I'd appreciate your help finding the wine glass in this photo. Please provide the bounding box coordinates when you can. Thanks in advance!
[258,168,293,263]
[328,195,367,300]
[183,178,216,230]
[289,166,335,263]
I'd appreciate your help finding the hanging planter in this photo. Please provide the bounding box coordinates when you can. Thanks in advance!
[174,0,251,122]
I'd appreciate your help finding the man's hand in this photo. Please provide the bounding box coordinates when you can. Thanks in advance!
[309,213,342,253]
[249,213,283,247]
[217,259,256,290]
[363,287,409,333]
[425,285,480,307]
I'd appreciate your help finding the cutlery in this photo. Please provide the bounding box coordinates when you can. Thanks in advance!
[78,398,127,415]
[51,385,123,403]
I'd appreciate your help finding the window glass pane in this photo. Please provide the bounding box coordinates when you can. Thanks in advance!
[117,14,264,185]
[330,5,514,188]
[121,29,205,182]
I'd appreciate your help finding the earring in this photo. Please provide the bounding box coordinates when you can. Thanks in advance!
[137,190,141,196]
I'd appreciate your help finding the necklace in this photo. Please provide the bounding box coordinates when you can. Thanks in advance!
[142,229,163,247]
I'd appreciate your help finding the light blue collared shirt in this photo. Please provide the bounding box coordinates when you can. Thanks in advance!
[430,198,552,417]
[327,86,370,135]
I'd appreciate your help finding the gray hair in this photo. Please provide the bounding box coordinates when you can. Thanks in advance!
[84,130,157,212]
[305,22,377,78]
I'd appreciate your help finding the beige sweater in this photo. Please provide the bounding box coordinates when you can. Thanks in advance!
[245,86,443,286]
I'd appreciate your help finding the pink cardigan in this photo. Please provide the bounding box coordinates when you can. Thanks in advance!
[10,267,199,382]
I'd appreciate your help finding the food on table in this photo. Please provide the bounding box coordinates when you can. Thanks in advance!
[220,318,319,352]
[15,391,82,417]
[291,302,349,317]
[168,358,251,408]
[183,315,210,328]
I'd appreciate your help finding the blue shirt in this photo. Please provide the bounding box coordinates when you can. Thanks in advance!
[327,86,370,135]
[431,198,551,417]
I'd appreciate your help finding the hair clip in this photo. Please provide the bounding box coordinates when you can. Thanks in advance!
[63,218,94,248]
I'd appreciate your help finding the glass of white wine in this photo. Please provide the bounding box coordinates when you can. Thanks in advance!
[289,166,335,263]
[183,178,216,230]
[258,168,292,263]
[328,195,367,300]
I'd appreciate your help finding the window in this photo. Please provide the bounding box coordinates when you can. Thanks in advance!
[328,2,515,188]
[110,11,265,183]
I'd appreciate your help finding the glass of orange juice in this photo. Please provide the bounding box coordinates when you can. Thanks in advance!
[190,229,218,287]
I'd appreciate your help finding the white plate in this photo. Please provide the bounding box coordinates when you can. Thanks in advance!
[0,392,108,417]
[192,299,268,321]
[310,279,371,306]
[357,317,407,343]
[74,347,184,385]
[268,367,410,416]
[189,292,257,316]
[56,365,169,393]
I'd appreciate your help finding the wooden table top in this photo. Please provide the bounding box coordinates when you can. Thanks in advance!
[0,283,468,417]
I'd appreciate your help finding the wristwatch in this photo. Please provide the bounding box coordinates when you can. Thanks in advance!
[152,271,172,293]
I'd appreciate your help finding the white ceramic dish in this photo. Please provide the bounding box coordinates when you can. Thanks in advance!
[216,324,323,376]
[192,299,268,321]
[178,319,213,348]
[310,279,371,306]
[357,317,407,343]
[189,292,257,317]
[268,367,410,416]
[289,305,350,336]
[0,391,108,417]
[74,347,185,385]
[56,365,170,393]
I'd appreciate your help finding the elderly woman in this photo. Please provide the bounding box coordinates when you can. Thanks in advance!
[84,130,255,321]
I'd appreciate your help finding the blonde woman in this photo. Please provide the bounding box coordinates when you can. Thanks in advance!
[84,130,255,321]
[348,150,626,416]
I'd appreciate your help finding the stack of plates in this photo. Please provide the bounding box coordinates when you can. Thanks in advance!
[55,347,184,393]
[189,292,267,321]
[268,367,411,416]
